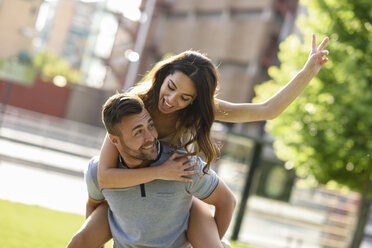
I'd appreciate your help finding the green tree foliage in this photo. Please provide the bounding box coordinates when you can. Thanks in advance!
[33,50,81,84]
[254,0,372,192]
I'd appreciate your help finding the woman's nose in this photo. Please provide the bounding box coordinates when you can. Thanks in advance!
[168,93,178,105]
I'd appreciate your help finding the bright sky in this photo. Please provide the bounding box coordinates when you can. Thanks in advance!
[36,0,142,31]
[77,0,142,21]
[105,0,142,21]
[78,0,142,21]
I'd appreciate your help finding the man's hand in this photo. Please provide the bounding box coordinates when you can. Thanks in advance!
[155,153,198,182]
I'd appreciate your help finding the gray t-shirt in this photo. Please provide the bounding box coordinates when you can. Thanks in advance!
[85,143,219,248]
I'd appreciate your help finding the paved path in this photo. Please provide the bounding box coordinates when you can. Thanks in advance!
[0,160,86,215]
[0,126,97,215]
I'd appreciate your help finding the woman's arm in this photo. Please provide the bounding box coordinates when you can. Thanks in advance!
[215,34,329,123]
[97,135,198,189]
[97,135,155,188]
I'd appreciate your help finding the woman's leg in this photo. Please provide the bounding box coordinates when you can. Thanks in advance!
[67,202,112,248]
[187,197,231,248]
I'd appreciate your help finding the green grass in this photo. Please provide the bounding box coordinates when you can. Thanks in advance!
[231,241,254,248]
[0,200,85,248]
[0,199,251,248]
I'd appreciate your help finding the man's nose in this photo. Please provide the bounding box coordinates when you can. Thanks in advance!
[144,129,155,142]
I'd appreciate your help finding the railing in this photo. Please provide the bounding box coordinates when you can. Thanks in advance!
[0,104,106,158]
[216,155,359,248]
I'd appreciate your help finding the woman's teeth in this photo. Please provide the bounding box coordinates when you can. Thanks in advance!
[164,100,173,108]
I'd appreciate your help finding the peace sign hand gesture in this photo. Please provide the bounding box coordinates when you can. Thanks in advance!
[303,34,329,77]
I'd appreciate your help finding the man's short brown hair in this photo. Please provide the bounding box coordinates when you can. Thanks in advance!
[102,93,144,136]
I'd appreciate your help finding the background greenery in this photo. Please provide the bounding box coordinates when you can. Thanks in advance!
[254,0,372,246]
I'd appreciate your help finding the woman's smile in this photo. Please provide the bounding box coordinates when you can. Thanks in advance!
[158,71,196,114]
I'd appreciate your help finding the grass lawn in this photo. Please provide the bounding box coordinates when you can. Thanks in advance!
[230,241,254,248]
[0,199,87,248]
[0,199,251,248]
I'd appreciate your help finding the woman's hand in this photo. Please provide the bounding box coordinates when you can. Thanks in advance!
[303,34,329,77]
[156,153,198,182]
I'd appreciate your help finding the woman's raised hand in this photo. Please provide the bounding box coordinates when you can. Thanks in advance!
[156,153,198,182]
[303,34,329,76]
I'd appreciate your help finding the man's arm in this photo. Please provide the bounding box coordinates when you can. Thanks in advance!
[202,179,236,239]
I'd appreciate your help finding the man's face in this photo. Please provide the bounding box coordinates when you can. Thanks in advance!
[110,109,158,168]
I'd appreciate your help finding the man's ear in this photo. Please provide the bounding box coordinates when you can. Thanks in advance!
[108,134,120,146]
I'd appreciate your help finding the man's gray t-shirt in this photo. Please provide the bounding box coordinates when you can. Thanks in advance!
[85,143,219,248]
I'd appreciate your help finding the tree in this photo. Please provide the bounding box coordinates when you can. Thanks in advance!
[33,50,81,84]
[253,0,372,246]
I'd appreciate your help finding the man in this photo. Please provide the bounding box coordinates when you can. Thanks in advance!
[71,93,235,248]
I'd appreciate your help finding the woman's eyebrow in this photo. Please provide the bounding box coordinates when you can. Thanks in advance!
[169,79,194,98]
[183,93,194,98]
[169,79,177,89]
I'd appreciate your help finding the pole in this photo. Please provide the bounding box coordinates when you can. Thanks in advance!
[122,0,157,92]
[350,166,372,248]
[231,122,265,240]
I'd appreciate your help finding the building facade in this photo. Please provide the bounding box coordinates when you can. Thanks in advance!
[38,0,139,89]
[131,0,298,104]
[0,0,43,59]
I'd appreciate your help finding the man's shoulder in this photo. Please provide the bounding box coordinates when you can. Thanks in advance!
[88,156,99,167]
[158,143,188,159]
[157,143,211,174]
[159,141,185,153]
[85,156,99,179]
[190,157,211,176]
[85,156,105,201]
[152,142,173,165]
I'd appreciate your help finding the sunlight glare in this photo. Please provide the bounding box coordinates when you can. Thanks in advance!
[125,49,140,62]
[106,0,142,22]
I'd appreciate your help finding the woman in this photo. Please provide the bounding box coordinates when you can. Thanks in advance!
[68,34,329,248]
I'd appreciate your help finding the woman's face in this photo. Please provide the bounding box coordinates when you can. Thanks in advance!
[158,70,197,114]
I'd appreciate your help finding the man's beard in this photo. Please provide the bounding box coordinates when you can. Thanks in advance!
[118,137,158,162]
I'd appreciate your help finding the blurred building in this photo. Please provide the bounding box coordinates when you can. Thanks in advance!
[40,0,97,69]
[112,0,299,138]
[0,0,299,126]
[130,0,298,104]
[0,0,43,59]
[38,0,110,88]
[2,0,299,127]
